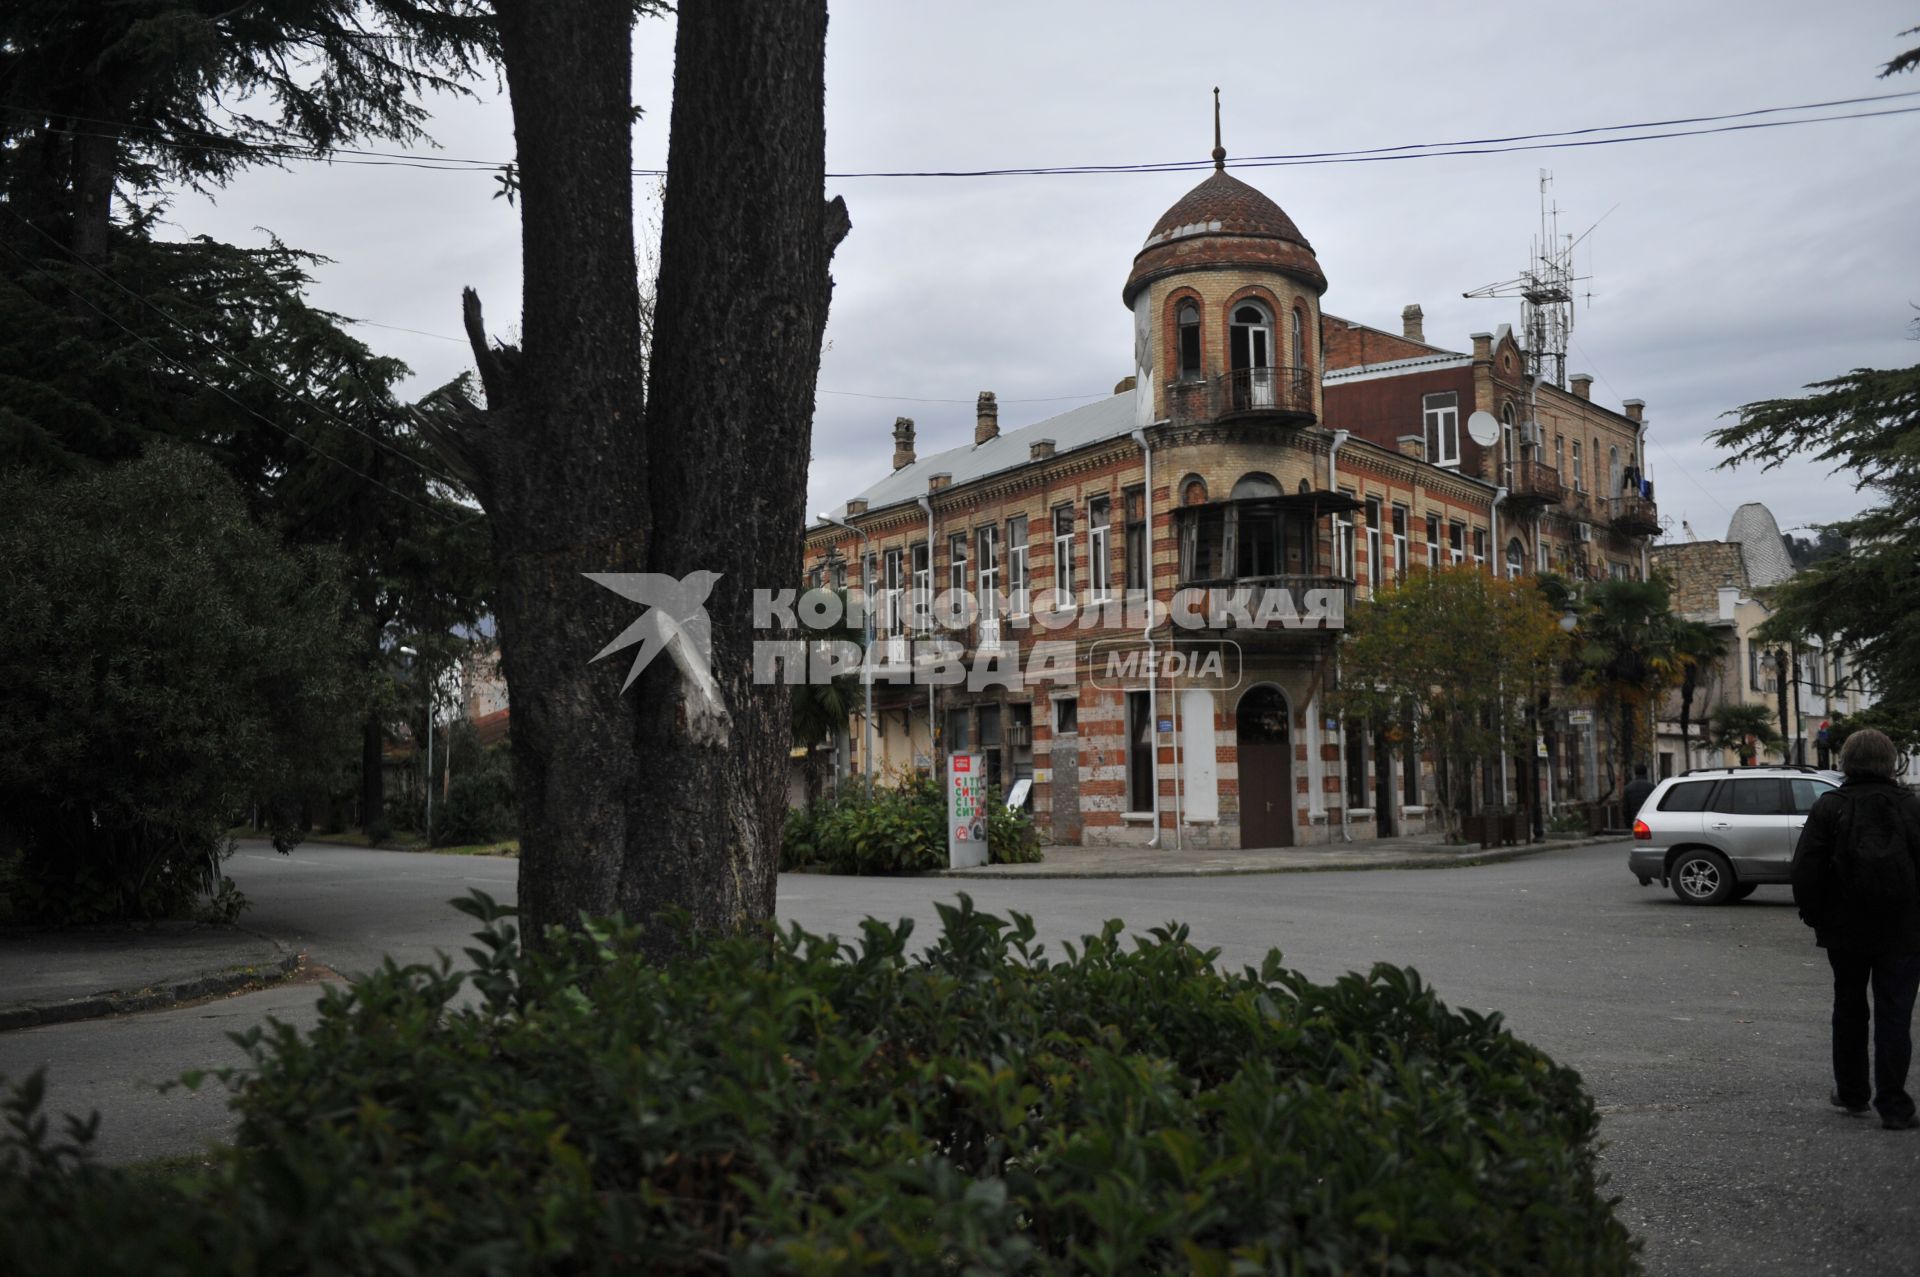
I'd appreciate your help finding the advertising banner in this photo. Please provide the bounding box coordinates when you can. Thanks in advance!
[948,752,988,869]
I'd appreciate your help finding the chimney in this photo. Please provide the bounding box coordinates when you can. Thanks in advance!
[1569,374,1593,401]
[891,416,916,471]
[1470,332,1492,362]
[1396,434,1425,461]
[1401,304,1425,343]
[1113,375,1137,395]
[845,498,868,516]
[928,472,951,493]
[1030,438,1056,461]
[974,391,999,446]
[1622,398,1645,424]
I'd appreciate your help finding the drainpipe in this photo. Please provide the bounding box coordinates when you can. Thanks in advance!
[1327,429,1351,844]
[916,495,938,769]
[1130,428,1160,848]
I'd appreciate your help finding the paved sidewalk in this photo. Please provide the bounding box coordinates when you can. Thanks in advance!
[0,922,297,1032]
[943,833,1620,878]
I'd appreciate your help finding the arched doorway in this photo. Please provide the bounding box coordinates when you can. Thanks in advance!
[1236,684,1294,848]
[1228,302,1275,409]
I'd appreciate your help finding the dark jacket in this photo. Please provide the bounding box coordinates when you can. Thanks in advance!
[1790,777,1920,955]
[1623,776,1657,821]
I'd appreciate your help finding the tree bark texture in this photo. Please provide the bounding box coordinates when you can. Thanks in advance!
[424,0,846,952]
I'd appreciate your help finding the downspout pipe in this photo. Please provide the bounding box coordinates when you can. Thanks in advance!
[1130,428,1160,848]
[1327,429,1350,844]
[916,495,937,769]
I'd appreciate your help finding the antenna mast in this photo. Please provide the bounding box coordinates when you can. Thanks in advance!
[1464,171,1584,389]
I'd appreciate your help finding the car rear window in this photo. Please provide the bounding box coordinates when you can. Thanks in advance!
[1791,778,1836,814]
[1711,778,1786,815]
[1658,781,1716,812]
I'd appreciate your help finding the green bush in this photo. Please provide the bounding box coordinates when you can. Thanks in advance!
[431,720,516,847]
[0,895,1638,1275]
[782,774,1042,873]
[0,447,358,921]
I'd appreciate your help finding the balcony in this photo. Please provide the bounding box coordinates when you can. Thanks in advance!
[1175,573,1354,633]
[1166,365,1314,427]
[1502,459,1564,510]
[1611,493,1661,538]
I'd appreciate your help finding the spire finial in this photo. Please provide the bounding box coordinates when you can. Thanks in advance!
[1212,87,1226,172]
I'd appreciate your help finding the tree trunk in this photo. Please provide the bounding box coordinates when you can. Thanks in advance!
[421,0,846,953]
[360,712,386,834]
[1678,674,1695,770]
[68,122,117,264]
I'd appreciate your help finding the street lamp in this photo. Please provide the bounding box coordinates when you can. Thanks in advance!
[817,512,874,799]
[398,645,434,845]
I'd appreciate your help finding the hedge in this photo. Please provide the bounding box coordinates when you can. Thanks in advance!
[782,774,1043,873]
[0,894,1638,1275]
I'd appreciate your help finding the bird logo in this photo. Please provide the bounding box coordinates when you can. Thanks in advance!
[584,570,723,694]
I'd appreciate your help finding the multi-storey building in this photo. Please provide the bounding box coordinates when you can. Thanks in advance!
[1652,503,1886,775]
[805,148,1660,848]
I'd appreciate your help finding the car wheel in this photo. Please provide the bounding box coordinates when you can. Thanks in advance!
[1732,883,1759,900]
[1671,849,1736,905]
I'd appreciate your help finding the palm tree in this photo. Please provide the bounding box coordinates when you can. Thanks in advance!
[1706,702,1784,765]
[1671,621,1729,771]
[1573,578,1683,793]
[790,586,863,802]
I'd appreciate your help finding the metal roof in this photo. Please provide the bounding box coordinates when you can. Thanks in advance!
[1725,502,1795,588]
[818,390,1140,525]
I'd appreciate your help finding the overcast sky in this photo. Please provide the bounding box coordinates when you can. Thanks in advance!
[173,0,1920,542]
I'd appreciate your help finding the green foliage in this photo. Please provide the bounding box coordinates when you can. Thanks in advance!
[783,775,1042,873]
[1711,363,1920,725]
[0,446,358,920]
[1336,568,1564,834]
[1707,703,1784,764]
[0,893,1638,1275]
[431,720,516,847]
[1565,576,1694,782]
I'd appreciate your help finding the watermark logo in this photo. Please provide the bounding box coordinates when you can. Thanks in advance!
[584,571,721,692]
[1087,639,1243,691]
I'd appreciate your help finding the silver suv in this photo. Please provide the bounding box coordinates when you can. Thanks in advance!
[1629,766,1841,905]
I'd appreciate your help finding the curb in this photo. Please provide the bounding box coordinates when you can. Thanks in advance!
[0,935,302,1034]
[930,835,1621,881]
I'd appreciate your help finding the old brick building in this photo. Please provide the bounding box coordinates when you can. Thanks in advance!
[805,149,1660,848]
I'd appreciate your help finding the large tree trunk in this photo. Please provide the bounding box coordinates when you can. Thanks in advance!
[422,0,846,952]
[68,121,117,264]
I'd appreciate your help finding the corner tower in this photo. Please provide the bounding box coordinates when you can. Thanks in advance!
[1124,94,1328,428]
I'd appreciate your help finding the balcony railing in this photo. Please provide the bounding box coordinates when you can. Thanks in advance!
[1166,365,1314,426]
[1611,493,1660,537]
[1175,573,1353,632]
[1502,458,1564,509]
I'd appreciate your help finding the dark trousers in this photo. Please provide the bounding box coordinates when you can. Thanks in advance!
[1829,949,1920,1120]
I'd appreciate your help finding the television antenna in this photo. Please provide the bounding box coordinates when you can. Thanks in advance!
[1463,172,1609,390]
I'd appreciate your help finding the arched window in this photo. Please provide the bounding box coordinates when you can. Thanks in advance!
[1176,301,1202,380]
[1608,445,1622,495]
[1291,306,1307,371]
[1179,475,1208,506]
[1230,472,1282,500]
[1229,302,1275,409]
[1500,403,1517,482]
[1506,537,1525,579]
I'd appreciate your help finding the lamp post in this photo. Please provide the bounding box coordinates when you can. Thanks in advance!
[399,645,433,846]
[818,513,874,799]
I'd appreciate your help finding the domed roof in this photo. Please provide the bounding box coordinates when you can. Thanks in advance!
[1142,169,1312,249]
[1123,164,1327,305]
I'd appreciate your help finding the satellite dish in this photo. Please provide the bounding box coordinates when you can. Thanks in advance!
[1466,410,1500,447]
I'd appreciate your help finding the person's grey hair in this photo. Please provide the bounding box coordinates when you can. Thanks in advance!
[1839,728,1899,780]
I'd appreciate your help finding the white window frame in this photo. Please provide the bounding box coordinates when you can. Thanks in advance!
[947,532,968,602]
[1087,495,1112,602]
[910,542,931,632]
[1425,512,1441,569]
[883,549,904,636]
[1007,516,1029,617]
[976,524,1000,621]
[1052,506,1075,603]
[1391,504,1409,583]
[1365,496,1383,591]
[1335,488,1357,579]
[1572,441,1584,491]
[1424,392,1460,467]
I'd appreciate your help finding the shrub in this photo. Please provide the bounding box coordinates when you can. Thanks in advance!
[782,774,1042,873]
[0,895,1638,1275]
[0,447,358,921]
[431,720,516,847]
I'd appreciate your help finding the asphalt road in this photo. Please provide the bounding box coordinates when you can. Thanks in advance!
[2,840,1914,1275]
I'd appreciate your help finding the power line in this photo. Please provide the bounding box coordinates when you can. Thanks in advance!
[0,238,464,525]
[5,209,470,495]
[14,88,1920,180]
